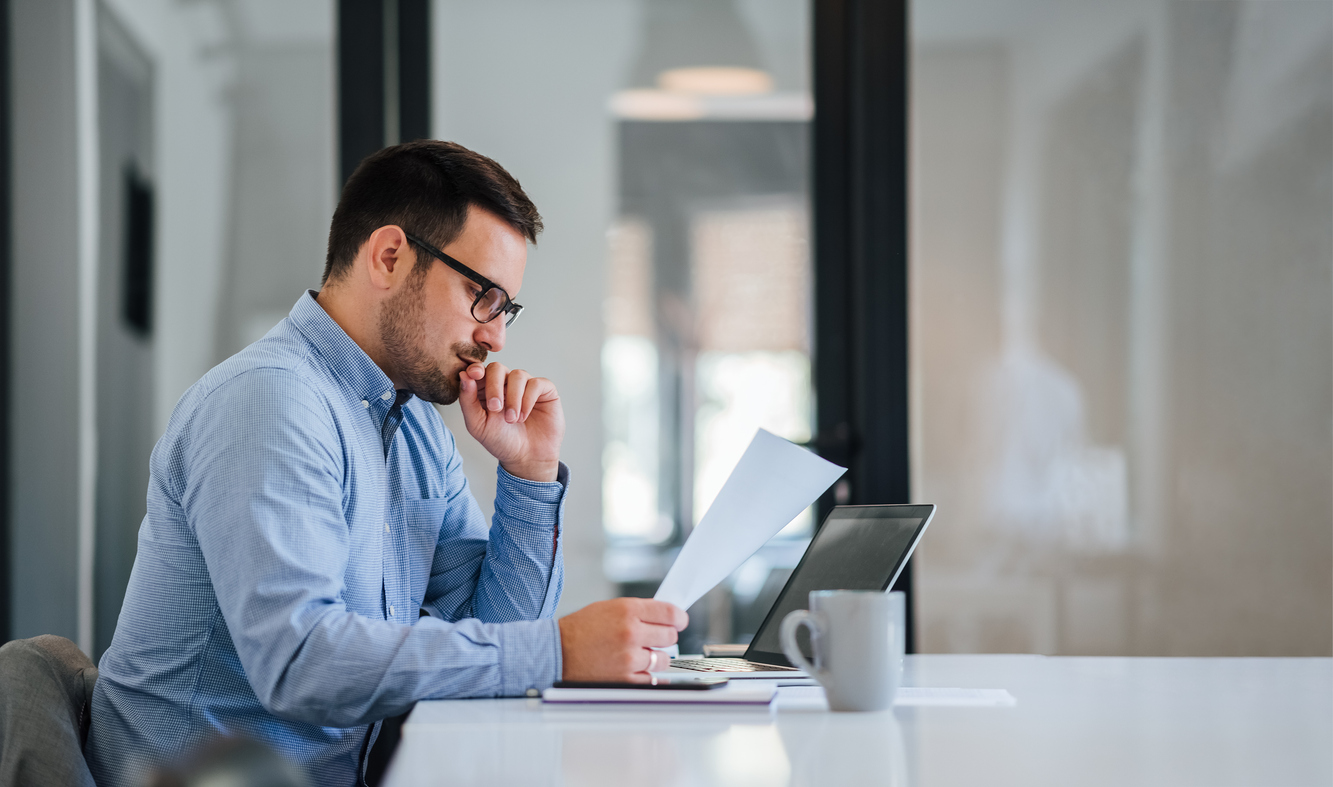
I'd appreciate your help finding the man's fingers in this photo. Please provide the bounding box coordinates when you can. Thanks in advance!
[641,648,664,673]
[636,622,680,649]
[484,362,508,413]
[519,378,553,422]
[465,364,487,405]
[504,370,530,424]
[458,372,485,424]
[631,599,689,630]
[558,599,691,683]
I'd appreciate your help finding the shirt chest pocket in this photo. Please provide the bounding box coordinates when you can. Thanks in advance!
[401,497,449,606]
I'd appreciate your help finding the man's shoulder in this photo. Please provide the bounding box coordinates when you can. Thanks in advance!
[172,323,334,428]
[151,322,347,501]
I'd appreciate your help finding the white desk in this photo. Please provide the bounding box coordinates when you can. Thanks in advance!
[384,655,1332,787]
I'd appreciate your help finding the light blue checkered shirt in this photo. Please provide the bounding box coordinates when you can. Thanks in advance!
[86,291,566,786]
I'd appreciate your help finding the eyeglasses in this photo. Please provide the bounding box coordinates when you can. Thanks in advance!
[403,231,524,327]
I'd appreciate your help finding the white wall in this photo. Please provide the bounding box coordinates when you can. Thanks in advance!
[103,0,333,432]
[93,6,155,657]
[101,0,238,432]
[212,1,334,359]
[9,0,84,642]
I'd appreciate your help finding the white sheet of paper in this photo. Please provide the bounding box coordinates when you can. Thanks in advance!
[654,428,846,611]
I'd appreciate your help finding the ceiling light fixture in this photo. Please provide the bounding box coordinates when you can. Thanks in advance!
[657,66,773,96]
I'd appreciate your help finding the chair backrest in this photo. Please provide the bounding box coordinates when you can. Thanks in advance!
[0,635,99,787]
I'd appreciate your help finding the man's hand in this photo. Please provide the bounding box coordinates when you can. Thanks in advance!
[558,599,689,683]
[458,362,564,482]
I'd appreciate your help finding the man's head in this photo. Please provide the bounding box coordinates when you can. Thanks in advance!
[319,141,542,404]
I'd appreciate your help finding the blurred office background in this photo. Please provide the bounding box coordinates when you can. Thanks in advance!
[0,0,1328,660]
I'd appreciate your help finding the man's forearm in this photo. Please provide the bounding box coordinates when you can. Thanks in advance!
[259,610,563,725]
[470,463,567,621]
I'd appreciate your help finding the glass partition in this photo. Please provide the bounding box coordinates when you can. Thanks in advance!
[910,0,1332,655]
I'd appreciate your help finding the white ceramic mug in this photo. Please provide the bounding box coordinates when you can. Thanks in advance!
[887,590,905,681]
[780,589,900,712]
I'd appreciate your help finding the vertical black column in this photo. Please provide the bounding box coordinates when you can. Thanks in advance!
[396,0,431,144]
[0,0,11,644]
[812,0,914,651]
[338,0,384,186]
[338,0,432,186]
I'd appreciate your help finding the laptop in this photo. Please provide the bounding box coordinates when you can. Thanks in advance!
[663,503,935,678]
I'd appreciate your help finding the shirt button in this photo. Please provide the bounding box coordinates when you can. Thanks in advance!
[389,606,395,617]
[361,400,369,408]
[384,523,390,534]
[381,390,393,400]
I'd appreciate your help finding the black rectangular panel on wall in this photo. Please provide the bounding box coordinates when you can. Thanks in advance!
[812,0,914,651]
[122,166,153,336]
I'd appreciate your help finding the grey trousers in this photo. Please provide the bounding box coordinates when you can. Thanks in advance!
[0,635,98,787]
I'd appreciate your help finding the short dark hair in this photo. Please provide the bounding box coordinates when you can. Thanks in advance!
[322,140,542,284]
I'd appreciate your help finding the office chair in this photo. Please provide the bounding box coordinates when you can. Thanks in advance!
[0,635,99,787]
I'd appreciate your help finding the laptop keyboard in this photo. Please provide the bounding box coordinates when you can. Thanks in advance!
[670,658,797,673]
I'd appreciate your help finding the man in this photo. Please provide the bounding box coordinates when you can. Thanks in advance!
[86,141,687,786]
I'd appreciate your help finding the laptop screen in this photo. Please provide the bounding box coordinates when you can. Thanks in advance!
[744,504,934,667]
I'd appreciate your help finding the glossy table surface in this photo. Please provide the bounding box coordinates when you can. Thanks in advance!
[384,655,1332,787]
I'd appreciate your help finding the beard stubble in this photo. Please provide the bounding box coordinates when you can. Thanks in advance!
[378,267,487,405]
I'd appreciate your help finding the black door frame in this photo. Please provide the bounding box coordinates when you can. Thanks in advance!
[812,0,915,652]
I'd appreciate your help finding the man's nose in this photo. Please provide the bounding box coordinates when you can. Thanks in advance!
[474,318,505,354]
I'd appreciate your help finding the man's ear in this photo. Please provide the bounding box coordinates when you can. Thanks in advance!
[364,225,410,291]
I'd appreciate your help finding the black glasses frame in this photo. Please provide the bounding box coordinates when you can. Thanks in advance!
[403,230,524,327]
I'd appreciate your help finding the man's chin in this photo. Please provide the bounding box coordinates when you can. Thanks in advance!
[404,371,460,406]
[417,386,459,406]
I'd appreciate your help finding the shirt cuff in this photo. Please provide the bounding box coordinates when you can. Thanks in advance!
[494,462,569,526]
[496,617,563,696]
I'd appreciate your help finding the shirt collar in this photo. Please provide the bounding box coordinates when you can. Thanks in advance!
[289,290,399,405]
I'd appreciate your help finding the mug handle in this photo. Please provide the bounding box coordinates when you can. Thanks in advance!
[780,609,826,681]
